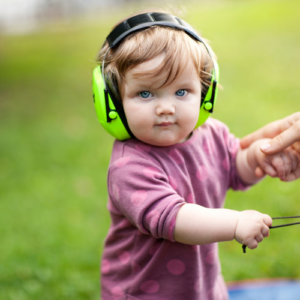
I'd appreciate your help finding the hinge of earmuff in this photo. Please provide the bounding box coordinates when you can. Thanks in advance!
[203,80,217,113]
[209,80,217,113]
[104,89,117,122]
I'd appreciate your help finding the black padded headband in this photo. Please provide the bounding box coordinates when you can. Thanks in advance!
[107,13,202,48]
[105,12,216,72]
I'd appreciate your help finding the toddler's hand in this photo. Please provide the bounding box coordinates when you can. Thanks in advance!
[253,140,300,180]
[234,210,272,250]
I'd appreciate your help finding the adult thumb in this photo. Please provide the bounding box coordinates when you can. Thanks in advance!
[260,120,300,154]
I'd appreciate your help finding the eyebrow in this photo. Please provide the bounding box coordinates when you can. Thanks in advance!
[128,74,167,90]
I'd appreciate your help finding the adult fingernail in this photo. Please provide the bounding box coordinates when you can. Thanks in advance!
[260,143,271,151]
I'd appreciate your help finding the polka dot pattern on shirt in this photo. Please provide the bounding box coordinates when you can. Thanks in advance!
[131,190,147,206]
[117,250,130,265]
[140,280,160,293]
[114,156,131,167]
[187,193,194,203]
[101,259,110,274]
[168,176,178,190]
[196,165,209,182]
[112,184,120,201]
[205,250,216,265]
[143,167,161,178]
[111,286,124,299]
[167,259,186,275]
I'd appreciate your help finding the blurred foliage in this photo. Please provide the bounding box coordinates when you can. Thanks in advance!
[0,0,300,299]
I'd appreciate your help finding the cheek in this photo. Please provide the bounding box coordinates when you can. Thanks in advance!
[124,103,151,131]
[181,102,200,126]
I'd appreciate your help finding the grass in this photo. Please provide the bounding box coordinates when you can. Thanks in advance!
[0,0,300,299]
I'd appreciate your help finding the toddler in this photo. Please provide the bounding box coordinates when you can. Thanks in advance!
[94,11,299,300]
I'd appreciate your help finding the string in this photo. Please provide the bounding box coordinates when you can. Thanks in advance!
[271,215,300,228]
[242,215,300,253]
[272,215,300,219]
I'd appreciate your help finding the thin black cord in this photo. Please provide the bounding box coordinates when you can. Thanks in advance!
[270,221,300,229]
[270,215,300,228]
[272,215,300,219]
[242,215,300,253]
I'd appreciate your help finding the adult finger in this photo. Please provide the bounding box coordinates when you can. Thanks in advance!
[240,112,300,149]
[292,141,300,153]
[260,120,300,155]
[240,121,282,149]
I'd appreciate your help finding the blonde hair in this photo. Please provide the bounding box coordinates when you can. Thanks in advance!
[96,13,216,99]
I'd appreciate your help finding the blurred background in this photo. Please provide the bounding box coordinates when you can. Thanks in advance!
[0,0,300,299]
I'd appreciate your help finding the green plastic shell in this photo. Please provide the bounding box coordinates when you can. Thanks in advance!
[93,67,131,140]
[194,60,220,128]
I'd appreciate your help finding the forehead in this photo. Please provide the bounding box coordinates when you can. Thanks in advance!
[125,54,200,89]
[113,26,207,91]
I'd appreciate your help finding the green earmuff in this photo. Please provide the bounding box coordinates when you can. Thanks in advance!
[93,12,220,140]
[195,60,220,128]
[93,67,131,140]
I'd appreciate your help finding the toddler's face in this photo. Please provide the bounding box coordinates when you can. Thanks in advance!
[122,55,201,146]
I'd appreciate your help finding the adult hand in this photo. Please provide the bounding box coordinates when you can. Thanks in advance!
[240,112,300,181]
[240,112,300,154]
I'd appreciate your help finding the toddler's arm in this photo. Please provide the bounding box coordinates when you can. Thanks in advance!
[174,204,272,249]
[236,138,300,184]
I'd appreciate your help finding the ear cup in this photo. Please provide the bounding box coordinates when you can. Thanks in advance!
[194,60,219,128]
[104,72,122,103]
[93,67,131,140]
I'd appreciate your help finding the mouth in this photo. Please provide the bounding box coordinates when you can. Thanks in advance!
[157,122,174,127]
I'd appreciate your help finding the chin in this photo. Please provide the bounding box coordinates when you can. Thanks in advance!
[136,132,185,147]
[151,137,181,147]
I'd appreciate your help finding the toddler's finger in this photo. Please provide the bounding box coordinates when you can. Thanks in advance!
[271,155,285,179]
[281,153,292,178]
[261,224,270,237]
[247,239,258,250]
[255,166,266,178]
[255,233,264,243]
[263,214,273,227]
[281,165,300,182]
[263,164,277,177]
[287,148,300,172]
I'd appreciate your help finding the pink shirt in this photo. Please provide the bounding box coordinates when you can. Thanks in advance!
[101,118,250,300]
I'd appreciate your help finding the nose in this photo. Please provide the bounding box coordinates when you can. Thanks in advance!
[155,98,175,116]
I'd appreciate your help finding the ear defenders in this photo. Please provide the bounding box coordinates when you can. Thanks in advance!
[93,12,219,141]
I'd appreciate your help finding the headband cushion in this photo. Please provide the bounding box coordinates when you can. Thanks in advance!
[107,13,201,48]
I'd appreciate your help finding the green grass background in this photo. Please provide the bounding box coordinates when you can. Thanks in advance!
[1,0,300,299]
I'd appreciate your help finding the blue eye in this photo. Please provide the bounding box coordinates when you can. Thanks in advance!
[139,91,151,98]
[176,89,186,97]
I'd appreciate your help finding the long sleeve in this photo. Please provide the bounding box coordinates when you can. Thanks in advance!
[108,148,185,241]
